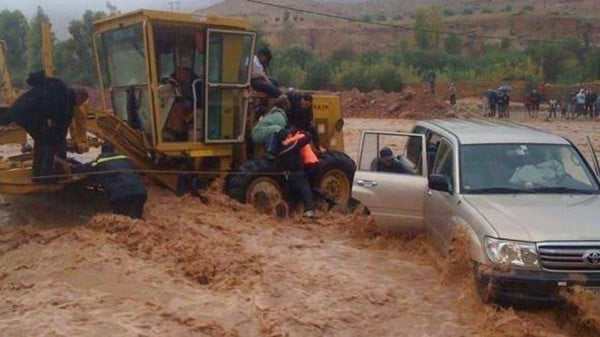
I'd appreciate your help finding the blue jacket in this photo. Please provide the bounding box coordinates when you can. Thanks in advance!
[76,152,147,202]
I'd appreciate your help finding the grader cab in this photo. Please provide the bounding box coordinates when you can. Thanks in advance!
[1,10,355,211]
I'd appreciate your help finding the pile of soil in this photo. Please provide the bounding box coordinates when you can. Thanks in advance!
[340,86,450,119]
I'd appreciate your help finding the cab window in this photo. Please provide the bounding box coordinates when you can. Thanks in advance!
[96,24,152,141]
[205,30,255,143]
[153,23,205,143]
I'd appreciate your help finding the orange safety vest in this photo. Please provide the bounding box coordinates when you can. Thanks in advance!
[282,132,319,165]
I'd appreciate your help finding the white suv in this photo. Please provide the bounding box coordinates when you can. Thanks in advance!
[352,119,600,305]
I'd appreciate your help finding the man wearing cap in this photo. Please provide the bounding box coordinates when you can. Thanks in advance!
[371,147,411,174]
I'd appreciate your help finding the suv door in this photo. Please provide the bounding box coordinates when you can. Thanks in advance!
[424,139,457,252]
[352,131,428,232]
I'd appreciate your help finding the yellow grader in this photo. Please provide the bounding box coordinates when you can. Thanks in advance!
[0,10,355,211]
[0,39,26,146]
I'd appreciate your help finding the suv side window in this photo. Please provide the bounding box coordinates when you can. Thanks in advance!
[358,132,423,175]
[432,139,454,189]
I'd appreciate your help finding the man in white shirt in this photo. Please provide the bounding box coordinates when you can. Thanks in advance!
[575,88,586,118]
[251,47,281,98]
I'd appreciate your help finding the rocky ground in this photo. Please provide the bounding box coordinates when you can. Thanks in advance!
[1,100,600,336]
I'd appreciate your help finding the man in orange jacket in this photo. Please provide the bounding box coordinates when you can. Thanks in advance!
[279,129,317,218]
[280,129,336,214]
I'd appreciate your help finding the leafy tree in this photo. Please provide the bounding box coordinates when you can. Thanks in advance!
[64,10,107,84]
[362,15,372,23]
[577,19,592,49]
[443,9,455,17]
[413,6,445,50]
[482,8,493,14]
[106,1,120,16]
[26,6,50,73]
[502,5,512,12]
[501,37,511,50]
[462,8,474,15]
[328,45,355,64]
[303,60,332,89]
[444,34,462,54]
[0,9,28,76]
[376,14,386,22]
[526,41,571,82]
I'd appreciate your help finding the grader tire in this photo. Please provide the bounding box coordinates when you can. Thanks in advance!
[315,151,356,207]
[225,159,287,213]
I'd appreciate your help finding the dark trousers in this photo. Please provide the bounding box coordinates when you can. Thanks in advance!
[31,130,67,184]
[575,103,585,116]
[110,194,147,219]
[450,94,456,105]
[489,104,496,117]
[251,78,281,98]
[287,173,315,212]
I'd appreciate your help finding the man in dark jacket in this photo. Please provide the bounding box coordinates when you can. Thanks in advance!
[277,128,316,218]
[2,71,87,183]
[74,144,147,219]
[287,90,320,149]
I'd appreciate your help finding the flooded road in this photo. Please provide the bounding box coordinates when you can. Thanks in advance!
[0,115,599,336]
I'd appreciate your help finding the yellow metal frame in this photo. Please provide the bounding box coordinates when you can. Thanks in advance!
[93,10,249,34]
[41,22,56,77]
[0,40,17,105]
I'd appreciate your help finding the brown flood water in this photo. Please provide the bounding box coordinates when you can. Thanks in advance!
[0,113,599,336]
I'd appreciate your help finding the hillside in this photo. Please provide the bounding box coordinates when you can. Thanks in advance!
[196,0,600,21]
[195,0,600,54]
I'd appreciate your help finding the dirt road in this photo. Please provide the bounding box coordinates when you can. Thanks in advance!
[1,112,599,336]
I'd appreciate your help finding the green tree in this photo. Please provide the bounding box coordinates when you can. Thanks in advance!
[328,45,355,64]
[26,6,50,73]
[443,9,455,17]
[577,19,592,49]
[501,37,511,50]
[413,6,445,50]
[64,10,107,84]
[0,9,28,76]
[526,41,570,82]
[444,34,462,54]
[303,60,332,90]
[106,1,120,16]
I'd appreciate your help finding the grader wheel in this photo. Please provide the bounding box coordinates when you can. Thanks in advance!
[315,151,356,206]
[225,159,288,214]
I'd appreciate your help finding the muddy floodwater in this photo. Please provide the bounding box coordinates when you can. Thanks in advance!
[1,114,600,336]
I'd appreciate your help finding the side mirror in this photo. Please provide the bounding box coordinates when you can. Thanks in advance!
[429,174,452,194]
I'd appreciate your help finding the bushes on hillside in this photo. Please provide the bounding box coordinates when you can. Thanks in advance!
[265,31,599,92]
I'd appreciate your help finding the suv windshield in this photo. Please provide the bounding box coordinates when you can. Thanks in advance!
[461,144,599,194]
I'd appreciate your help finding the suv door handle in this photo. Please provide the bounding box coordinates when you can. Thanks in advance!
[356,179,378,188]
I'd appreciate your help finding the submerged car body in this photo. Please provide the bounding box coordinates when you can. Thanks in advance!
[352,119,600,305]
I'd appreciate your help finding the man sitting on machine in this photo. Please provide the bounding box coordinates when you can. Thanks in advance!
[161,66,202,142]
